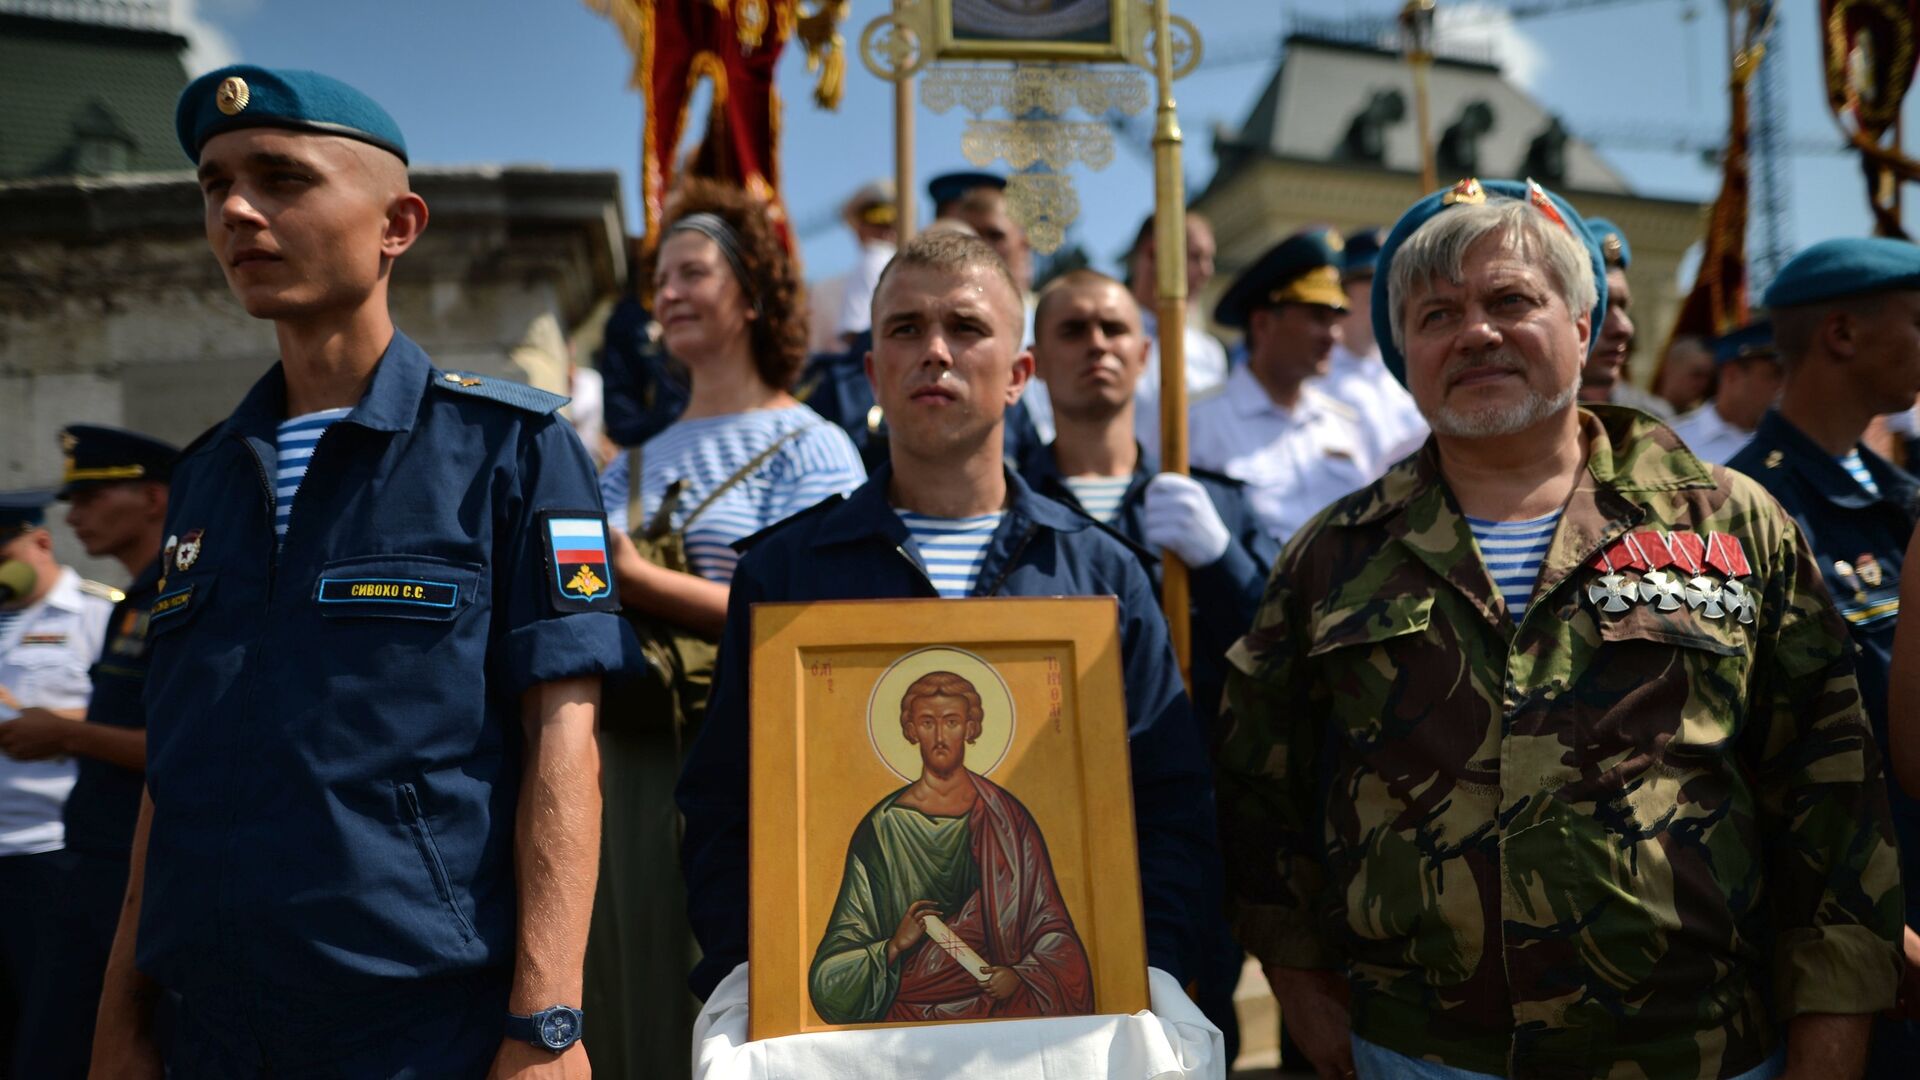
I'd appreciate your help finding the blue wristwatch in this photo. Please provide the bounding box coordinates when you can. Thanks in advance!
[506,1005,584,1052]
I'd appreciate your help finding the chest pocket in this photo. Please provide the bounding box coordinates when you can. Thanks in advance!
[1307,593,1435,745]
[1587,595,1755,757]
[314,555,481,622]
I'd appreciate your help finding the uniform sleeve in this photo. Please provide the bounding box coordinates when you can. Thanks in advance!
[1745,513,1904,1017]
[1219,555,1337,971]
[1188,483,1277,668]
[675,553,766,1000]
[1114,556,1218,984]
[491,415,627,698]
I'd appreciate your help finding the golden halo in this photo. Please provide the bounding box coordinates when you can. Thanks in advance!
[866,647,1016,782]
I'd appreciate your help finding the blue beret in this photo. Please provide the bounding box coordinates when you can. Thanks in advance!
[0,488,54,534]
[57,425,180,499]
[1370,178,1609,386]
[1708,321,1777,366]
[927,170,1005,211]
[1214,228,1348,329]
[1585,217,1630,270]
[176,65,407,164]
[1341,227,1386,278]
[1763,237,1920,308]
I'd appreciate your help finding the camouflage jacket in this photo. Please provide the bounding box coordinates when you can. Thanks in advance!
[1220,406,1903,1079]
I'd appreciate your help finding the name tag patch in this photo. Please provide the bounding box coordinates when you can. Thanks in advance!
[317,577,460,608]
[540,510,617,613]
[151,584,195,621]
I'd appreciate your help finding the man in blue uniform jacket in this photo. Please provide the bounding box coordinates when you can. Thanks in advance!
[677,232,1219,1008]
[89,67,624,1078]
[1727,236,1920,1079]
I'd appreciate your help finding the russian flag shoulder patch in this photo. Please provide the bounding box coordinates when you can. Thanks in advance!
[539,510,617,613]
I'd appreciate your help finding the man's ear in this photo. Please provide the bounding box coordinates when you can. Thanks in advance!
[1821,308,1859,361]
[381,192,430,259]
[1573,307,1592,355]
[1007,348,1035,405]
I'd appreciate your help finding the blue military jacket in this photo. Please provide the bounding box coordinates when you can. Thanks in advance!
[1729,409,1920,904]
[61,557,161,858]
[1018,444,1279,722]
[675,464,1219,999]
[137,331,624,996]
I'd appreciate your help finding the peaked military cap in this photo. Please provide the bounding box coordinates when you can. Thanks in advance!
[1586,217,1631,270]
[1708,321,1777,366]
[1370,178,1609,385]
[1763,236,1920,308]
[56,424,180,499]
[927,170,1005,212]
[1214,228,1348,329]
[1341,226,1387,279]
[176,64,408,164]
[0,489,54,538]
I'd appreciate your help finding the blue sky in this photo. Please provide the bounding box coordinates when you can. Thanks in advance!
[178,0,1911,289]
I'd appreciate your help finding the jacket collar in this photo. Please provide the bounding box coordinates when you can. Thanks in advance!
[812,460,1094,549]
[1753,409,1919,511]
[225,329,431,440]
[1017,440,1154,498]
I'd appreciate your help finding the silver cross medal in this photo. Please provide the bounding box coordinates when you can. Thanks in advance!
[1588,573,1635,613]
[1685,576,1726,619]
[1638,569,1685,612]
[1720,579,1757,625]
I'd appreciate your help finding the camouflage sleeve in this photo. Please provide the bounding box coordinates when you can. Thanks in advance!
[1219,551,1337,971]
[1744,509,1904,1018]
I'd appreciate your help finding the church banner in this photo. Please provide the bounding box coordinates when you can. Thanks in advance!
[748,597,1149,1041]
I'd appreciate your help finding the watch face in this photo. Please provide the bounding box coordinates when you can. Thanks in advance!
[539,1009,579,1049]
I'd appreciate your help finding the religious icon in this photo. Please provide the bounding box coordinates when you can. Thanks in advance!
[933,0,1128,62]
[748,598,1147,1040]
[808,655,1094,1023]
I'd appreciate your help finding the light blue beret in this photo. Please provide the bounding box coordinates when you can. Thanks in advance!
[176,65,408,164]
[1708,321,1777,366]
[1585,217,1630,270]
[1763,237,1920,308]
[1369,178,1609,386]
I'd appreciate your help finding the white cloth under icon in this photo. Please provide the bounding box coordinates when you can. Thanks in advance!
[691,962,1225,1080]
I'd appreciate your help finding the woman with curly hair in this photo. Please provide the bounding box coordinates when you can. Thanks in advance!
[601,179,866,632]
[588,180,863,1080]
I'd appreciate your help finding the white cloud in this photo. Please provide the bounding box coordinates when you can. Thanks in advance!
[1433,2,1547,90]
[174,0,249,75]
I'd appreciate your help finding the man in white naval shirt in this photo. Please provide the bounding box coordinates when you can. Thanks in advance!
[1669,321,1782,465]
[1313,226,1429,467]
[0,489,113,1070]
[1125,210,1229,457]
[1191,229,1382,545]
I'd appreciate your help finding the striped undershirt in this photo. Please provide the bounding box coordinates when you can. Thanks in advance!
[897,510,1002,598]
[1061,476,1132,525]
[598,406,866,585]
[1839,449,1881,498]
[1466,510,1562,621]
[275,407,352,542]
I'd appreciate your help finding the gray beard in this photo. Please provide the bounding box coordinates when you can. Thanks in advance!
[1427,362,1581,438]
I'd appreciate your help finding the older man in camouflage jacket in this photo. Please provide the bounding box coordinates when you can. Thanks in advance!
[1219,179,1903,1080]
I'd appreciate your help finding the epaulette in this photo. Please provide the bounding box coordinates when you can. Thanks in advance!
[1316,392,1360,423]
[729,494,845,554]
[79,579,126,604]
[430,371,569,414]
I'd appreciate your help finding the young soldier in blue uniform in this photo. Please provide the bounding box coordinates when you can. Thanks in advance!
[1019,267,1274,1060]
[1727,236,1920,1079]
[0,426,176,1078]
[89,67,624,1078]
[676,232,1218,1013]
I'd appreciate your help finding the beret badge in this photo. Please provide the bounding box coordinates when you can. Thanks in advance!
[1441,178,1486,206]
[216,76,251,116]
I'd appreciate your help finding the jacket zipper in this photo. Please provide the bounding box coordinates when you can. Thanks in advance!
[894,545,940,597]
[978,524,1038,597]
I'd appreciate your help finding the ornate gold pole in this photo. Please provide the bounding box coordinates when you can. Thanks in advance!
[1402,0,1438,192]
[896,72,917,244]
[1151,0,1192,684]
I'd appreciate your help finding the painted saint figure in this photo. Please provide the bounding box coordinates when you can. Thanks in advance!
[809,671,1094,1023]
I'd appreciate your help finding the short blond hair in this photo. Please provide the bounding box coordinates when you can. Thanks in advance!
[871,231,1022,331]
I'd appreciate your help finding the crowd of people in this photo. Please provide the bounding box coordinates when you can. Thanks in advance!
[4,62,1920,1080]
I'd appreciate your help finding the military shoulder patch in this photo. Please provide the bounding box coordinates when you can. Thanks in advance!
[539,510,617,613]
[431,371,570,414]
